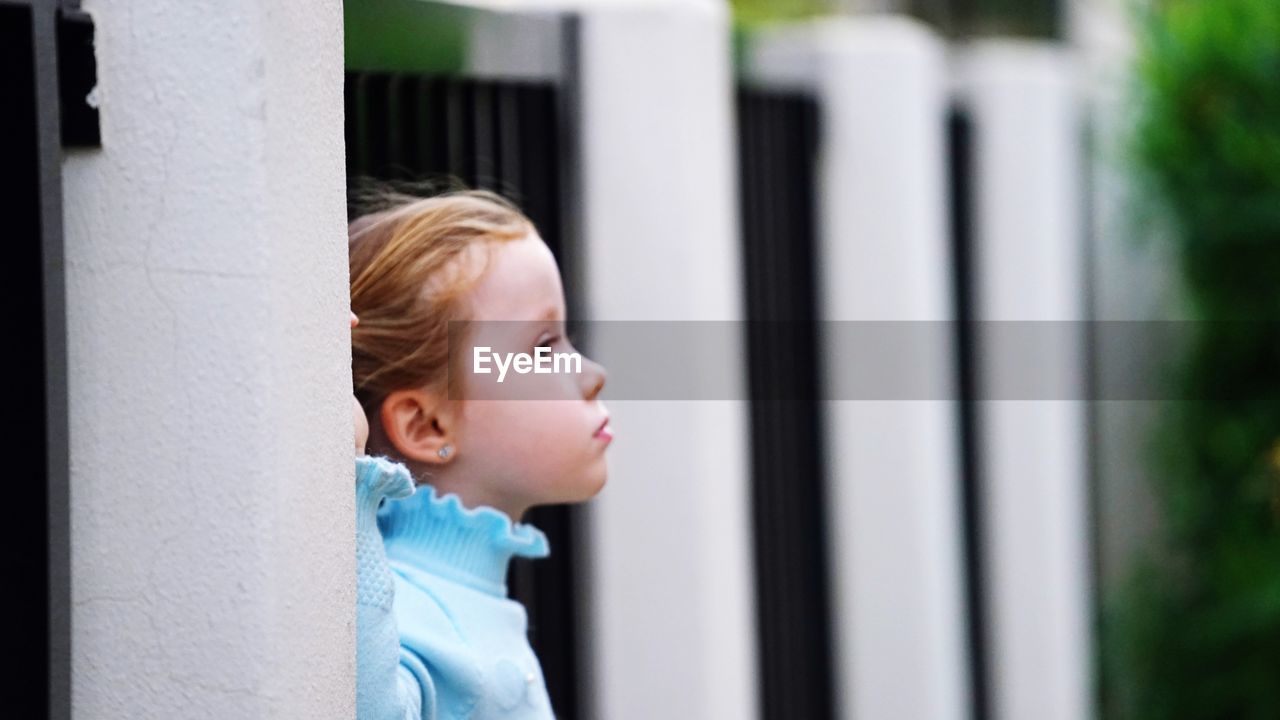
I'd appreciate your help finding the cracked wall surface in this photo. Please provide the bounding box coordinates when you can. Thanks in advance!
[61,1,353,717]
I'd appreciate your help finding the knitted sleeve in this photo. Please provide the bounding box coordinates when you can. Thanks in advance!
[355,455,438,720]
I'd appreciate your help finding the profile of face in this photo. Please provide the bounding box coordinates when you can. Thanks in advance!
[377,230,610,523]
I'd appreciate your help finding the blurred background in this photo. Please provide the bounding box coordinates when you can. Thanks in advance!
[10,0,1280,718]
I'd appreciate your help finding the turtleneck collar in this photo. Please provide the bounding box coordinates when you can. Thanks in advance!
[376,478,550,598]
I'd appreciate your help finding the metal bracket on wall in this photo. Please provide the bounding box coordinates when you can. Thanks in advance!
[56,6,97,148]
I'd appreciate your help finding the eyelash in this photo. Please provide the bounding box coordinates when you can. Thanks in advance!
[536,332,574,350]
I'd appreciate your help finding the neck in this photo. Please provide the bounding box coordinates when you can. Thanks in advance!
[374,465,551,597]
[367,438,530,523]
[421,473,530,525]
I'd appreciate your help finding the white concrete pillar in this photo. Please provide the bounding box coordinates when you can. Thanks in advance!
[575,3,758,720]
[750,16,972,720]
[62,0,353,717]
[953,41,1094,720]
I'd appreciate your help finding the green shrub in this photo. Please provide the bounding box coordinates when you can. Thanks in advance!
[1104,1,1280,718]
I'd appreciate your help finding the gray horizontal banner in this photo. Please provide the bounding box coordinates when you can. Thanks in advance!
[443,320,1276,401]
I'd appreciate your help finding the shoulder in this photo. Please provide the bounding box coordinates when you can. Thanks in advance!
[390,567,554,717]
[355,455,416,500]
[388,570,490,718]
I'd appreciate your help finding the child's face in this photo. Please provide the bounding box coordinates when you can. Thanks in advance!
[451,231,610,513]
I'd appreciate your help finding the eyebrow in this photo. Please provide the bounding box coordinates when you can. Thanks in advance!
[538,306,559,322]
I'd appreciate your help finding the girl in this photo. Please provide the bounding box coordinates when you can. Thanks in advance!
[347,189,611,719]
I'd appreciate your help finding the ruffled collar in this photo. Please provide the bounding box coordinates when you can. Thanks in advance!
[376,479,550,598]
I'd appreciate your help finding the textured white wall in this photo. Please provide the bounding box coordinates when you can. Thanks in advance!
[61,1,352,717]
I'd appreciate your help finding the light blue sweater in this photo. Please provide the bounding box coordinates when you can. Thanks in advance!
[355,455,556,719]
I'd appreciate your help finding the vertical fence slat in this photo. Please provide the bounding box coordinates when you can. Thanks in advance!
[738,86,835,720]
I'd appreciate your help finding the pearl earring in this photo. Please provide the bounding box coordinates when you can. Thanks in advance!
[437,444,453,460]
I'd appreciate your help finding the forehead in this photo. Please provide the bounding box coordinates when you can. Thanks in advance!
[465,231,564,321]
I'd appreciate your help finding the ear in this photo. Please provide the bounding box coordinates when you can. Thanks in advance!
[378,387,458,465]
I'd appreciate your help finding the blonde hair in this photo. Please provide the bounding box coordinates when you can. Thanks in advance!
[348,187,536,417]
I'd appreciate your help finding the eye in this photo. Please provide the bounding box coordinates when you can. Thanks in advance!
[535,334,561,351]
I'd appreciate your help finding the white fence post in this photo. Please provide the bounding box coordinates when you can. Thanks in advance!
[953,40,1094,720]
[575,3,758,720]
[750,16,972,720]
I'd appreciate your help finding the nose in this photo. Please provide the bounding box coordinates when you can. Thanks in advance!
[582,356,606,401]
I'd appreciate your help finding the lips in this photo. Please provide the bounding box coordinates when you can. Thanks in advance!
[594,416,613,442]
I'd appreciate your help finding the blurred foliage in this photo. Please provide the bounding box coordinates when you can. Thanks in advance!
[913,0,1060,39]
[728,0,1059,37]
[345,0,469,74]
[1102,1,1280,718]
[729,0,832,28]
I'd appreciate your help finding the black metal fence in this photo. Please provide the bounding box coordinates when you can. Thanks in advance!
[737,87,836,720]
[0,0,97,717]
[947,104,993,720]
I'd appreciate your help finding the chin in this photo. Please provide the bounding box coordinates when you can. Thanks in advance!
[577,469,607,501]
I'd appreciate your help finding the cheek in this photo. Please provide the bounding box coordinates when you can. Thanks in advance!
[523,405,597,481]
[521,401,590,449]
[468,401,588,463]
